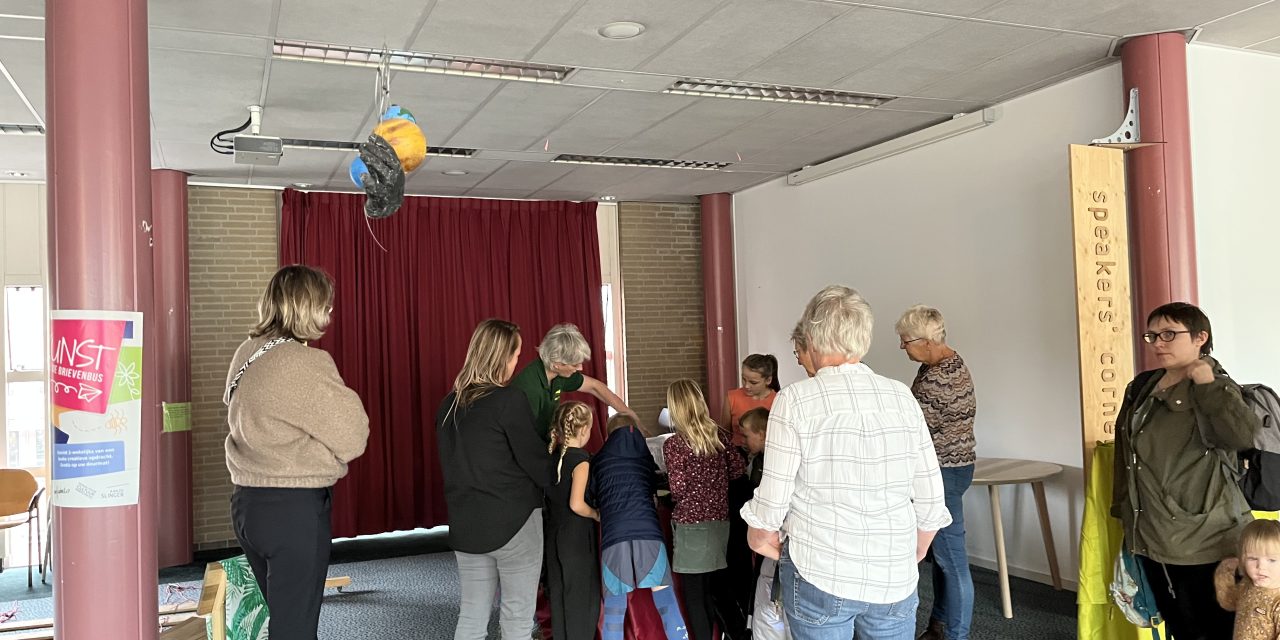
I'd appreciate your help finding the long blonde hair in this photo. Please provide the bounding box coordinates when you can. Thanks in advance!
[251,265,334,341]
[452,319,521,410]
[549,401,592,483]
[667,379,723,457]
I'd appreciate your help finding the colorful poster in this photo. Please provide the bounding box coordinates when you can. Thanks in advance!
[49,310,143,508]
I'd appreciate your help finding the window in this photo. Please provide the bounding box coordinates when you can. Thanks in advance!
[602,284,616,414]
[4,285,46,471]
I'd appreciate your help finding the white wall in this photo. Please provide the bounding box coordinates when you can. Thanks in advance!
[733,64,1125,587]
[1189,44,1280,385]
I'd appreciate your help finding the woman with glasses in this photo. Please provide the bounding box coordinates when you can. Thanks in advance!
[1112,302,1262,640]
[895,305,976,640]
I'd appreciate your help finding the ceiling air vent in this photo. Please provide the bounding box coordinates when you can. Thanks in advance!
[666,79,892,109]
[274,40,573,84]
[281,138,477,158]
[551,154,729,171]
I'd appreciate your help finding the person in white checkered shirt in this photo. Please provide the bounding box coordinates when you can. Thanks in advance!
[741,285,952,640]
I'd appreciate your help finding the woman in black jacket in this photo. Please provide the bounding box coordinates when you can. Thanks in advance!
[437,319,552,640]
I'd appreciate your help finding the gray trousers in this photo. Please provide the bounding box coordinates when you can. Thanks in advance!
[454,509,545,640]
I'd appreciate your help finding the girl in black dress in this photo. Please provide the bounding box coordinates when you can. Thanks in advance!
[545,401,602,640]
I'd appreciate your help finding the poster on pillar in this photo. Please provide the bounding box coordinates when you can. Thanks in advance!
[1068,144,1135,480]
[48,310,144,508]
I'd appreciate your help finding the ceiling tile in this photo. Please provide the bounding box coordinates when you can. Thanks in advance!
[738,8,957,88]
[0,16,41,38]
[535,90,697,154]
[445,82,605,151]
[150,0,276,38]
[404,156,507,190]
[605,98,777,159]
[246,148,344,182]
[278,0,431,49]
[527,188,598,201]
[1251,37,1280,54]
[150,27,271,58]
[0,2,41,18]
[151,51,265,142]
[413,0,584,60]
[463,187,538,199]
[639,0,850,80]
[0,38,43,119]
[539,164,650,192]
[472,160,575,191]
[763,109,946,168]
[157,141,252,178]
[1197,2,1280,48]
[978,0,1264,37]
[682,104,863,162]
[858,0,1006,16]
[533,0,724,69]
[0,135,44,177]
[264,60,390,141]
[831,21,1050,96]
[916,33,1112,100]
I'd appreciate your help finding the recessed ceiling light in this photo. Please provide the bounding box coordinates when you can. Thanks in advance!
[4,170,30,177]
[442,170,469,176]
[598,22,645,40]
[292,182,313,188]
[599,195,617,201]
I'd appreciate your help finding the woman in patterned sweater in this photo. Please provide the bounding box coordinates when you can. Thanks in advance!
[896,305,977,640]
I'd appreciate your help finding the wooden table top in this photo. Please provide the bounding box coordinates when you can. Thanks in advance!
[971,457,1063,486]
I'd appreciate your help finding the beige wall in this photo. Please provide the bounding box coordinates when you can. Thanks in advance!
[188,187,278,549]
[617,201,707,430]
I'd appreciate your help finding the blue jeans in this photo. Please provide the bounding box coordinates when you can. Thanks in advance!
[778,549,918,640]
[929,465,974,640]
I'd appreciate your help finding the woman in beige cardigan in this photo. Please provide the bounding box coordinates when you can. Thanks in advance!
[224,265,369,640]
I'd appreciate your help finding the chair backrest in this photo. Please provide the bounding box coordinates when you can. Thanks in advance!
[0,469,37,518]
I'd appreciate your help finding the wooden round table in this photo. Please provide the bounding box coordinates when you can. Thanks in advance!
[971,457,1064,619]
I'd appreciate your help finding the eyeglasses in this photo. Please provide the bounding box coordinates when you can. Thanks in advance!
[1142,330,1192,344]
[900,337,924,348]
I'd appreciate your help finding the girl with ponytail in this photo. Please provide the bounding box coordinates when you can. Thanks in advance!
[544,401,601,640]
[720,353,779,448]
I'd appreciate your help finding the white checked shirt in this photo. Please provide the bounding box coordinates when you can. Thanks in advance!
[741,362,951,604]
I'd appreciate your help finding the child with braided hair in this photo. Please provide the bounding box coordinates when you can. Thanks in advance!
[544,401,600,640]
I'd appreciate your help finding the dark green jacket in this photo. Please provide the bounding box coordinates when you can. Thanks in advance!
[1111,357,1262,565]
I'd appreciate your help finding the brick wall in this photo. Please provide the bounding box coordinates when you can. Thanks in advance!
[188,187,279,550]
[617,202,707,429]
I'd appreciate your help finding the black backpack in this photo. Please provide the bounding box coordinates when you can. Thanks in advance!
[1226,383,1280,510]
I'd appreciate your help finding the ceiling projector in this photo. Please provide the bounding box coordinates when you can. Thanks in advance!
[233,135,283,166]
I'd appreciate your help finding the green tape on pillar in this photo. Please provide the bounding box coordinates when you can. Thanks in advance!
[162,401,192,433]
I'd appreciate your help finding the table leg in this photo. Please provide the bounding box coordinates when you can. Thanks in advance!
[989,484,1012,619]
[1032,481,1062,590]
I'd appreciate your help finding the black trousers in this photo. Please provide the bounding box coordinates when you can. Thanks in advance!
[1137,555,1234,640]
[679,570,747,640]
[545,519,600,640]
[231,486,333,640]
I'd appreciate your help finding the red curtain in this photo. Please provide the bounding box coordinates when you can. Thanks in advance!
[280,190,608,538]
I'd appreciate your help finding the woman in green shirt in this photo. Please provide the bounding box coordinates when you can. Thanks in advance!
[509,323,639,441]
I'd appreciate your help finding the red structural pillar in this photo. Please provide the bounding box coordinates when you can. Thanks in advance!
[700,193,738,420]
[1121,33,1199,371]
[153,170,193,568]
[47,1,159,638]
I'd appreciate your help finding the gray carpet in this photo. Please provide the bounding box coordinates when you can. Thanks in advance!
[0,550,1077,638]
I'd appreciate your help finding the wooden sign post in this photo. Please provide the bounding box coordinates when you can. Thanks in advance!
[1069,144,1135,479]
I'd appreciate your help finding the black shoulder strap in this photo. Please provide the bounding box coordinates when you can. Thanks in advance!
[226,337,295,400]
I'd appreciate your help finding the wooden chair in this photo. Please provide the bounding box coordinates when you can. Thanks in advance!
[0,469,45,587]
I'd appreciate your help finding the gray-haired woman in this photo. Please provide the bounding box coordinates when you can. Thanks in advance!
[509,323,639,440]
[896,305,976,640]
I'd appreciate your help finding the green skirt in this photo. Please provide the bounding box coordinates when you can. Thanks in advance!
[672,520,730,574]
